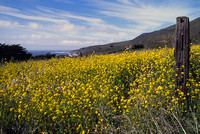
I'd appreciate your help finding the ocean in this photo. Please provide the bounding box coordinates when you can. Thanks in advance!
[28,50,69,57]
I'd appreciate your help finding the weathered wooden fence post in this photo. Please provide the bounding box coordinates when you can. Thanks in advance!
[175,16,190,108]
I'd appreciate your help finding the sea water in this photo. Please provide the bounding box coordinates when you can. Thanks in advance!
[28,50,70,57]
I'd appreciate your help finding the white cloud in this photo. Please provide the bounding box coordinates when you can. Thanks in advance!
[0,6,20,13]
[36,6,103,24]
[61,22,75,31]
[61,40,81,44]
[0,20,18,28]
[91,0,198,29]
[16,6,104,25]
[116,0,133,5]
[19,34,42,40]
[28,22,42,29]
[0,5,69,23]
[61,40,107,47]
[0,20,11,27]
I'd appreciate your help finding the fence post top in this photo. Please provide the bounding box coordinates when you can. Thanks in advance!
[176,16,189,19]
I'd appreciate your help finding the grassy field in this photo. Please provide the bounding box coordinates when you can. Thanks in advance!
[0,45,200,133]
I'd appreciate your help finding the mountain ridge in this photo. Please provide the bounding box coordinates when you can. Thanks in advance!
[77,17,200,55]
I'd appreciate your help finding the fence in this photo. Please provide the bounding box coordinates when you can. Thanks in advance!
[174,16,190,109]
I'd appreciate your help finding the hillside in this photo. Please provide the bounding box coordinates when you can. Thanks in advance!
[77,17,200,55]
[1,46,200,133]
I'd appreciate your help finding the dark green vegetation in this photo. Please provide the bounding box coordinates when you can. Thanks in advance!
[78,17,200,55]
[0,44,56,62]
[33,53,56,60]
[0,43,32,62]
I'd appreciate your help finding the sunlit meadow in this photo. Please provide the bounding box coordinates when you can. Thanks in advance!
[0,45,200,133]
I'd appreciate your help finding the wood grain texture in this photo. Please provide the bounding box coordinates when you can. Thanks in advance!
[175,17,190,97]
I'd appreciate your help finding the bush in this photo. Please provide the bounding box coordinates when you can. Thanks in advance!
[33,53,56,60]
[0,43,32,62]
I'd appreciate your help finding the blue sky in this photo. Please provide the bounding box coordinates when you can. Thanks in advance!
[0,0,200,50]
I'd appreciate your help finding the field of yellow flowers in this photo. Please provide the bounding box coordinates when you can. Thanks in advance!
[0,45,200,133]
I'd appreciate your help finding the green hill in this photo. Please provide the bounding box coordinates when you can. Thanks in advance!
[77,17,200,55]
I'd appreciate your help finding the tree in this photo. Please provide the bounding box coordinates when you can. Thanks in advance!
[33,53,56,60]
[0,43,32,62]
